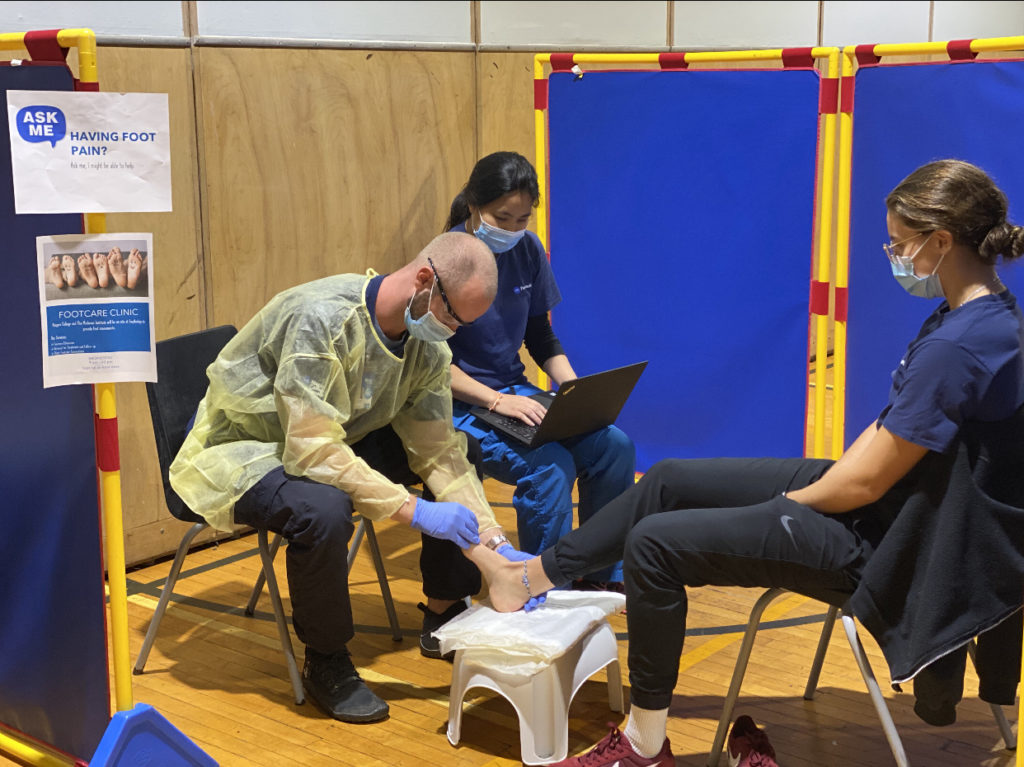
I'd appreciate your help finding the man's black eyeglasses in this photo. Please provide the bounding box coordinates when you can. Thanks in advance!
[427,257,472,327]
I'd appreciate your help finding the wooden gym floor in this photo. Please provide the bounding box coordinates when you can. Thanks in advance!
[5,477,1016,766]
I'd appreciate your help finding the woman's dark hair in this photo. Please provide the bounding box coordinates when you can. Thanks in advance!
[444,151,540,232]
[886,159,1024,265]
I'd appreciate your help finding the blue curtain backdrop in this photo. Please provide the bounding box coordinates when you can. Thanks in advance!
[547,68,820,470]
[846,60,1024,445]
[0,63,110,760]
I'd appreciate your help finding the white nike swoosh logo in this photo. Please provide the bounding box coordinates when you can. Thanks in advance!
[728,752,740,767]
[780,514,798,546]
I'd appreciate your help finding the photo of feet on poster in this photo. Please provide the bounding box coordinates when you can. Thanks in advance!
[37,233,155,388]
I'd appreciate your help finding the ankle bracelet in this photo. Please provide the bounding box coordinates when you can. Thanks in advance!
[522,562,533,600]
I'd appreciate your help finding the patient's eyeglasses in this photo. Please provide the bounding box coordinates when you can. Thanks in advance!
[883,231,932,265]
[427,257,472,327]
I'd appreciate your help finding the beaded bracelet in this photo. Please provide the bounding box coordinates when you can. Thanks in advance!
[522,562,533,600]
[488,392,503,411]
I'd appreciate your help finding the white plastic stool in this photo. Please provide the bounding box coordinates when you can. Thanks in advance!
[447,620,624,765]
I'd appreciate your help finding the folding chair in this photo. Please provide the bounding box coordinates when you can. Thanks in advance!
[132,325,401,707]
[706,587,1017,767]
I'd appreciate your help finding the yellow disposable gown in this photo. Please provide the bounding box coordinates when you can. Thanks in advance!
[170,271,496,533]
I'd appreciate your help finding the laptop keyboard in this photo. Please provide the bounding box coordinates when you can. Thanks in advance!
[494,414,539,443]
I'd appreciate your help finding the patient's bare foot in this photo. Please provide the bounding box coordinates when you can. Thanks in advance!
[78,254,99,288]
[92,252,109,287]
[483,558,533,613]
[126,248,146,289]
[61,255,78,287]
[46,256,65,289]
[107,248,127,288]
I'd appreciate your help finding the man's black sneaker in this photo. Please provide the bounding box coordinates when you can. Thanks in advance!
[302,647,389,723]
[417,600,469,661]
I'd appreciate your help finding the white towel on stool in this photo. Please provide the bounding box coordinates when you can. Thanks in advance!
[432,591,625,677]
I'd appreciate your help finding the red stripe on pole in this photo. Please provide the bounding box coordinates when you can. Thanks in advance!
[809,280,830,316]
[819,77,839,113]
[75,79,100,92]
[534,79,548,110]
[834,287,849,323]
[840,78,855,114]
[550,53,575,72]
[658,52,688,70]
[781,47,815,69]
[94,414,120,472]
[947,39,978,60]
[855,44,881,67]
[24,30,68,63]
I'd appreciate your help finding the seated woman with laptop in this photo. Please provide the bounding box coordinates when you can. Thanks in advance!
[441,151,638,598]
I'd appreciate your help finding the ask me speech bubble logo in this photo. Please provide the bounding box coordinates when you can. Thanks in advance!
[16,105,66,148]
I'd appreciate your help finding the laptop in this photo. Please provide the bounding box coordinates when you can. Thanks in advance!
[470,361,648,448]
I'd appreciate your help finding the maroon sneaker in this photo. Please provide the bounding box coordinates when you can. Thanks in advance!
[549,724,674,766]
[727,715,778,767]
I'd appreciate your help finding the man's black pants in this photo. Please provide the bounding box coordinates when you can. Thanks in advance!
[234,426,484,654]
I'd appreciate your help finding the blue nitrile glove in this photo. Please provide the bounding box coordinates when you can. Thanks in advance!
[495,543,533,562]
[410,497,480,549]
[524,594,547,612]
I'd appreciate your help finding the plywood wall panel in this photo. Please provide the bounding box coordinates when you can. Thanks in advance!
[477,52,536,164]
[97,46,204,340]
[90,46,208,565]
[197,47,477,328]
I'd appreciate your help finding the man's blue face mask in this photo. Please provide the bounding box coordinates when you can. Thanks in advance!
[404,281,454,342]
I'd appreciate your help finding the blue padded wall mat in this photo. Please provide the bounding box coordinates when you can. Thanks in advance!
[547,69,820,470]
[0,63,110,760]
[847,60,1024,446]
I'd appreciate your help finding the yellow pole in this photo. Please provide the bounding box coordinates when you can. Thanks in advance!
[533,54,549,259]
[0,728,74,767]
[831,48,856,459]
[812,50,839,459]
[534,54,552,391]
[95,384,133,713]
[70,28,134,714]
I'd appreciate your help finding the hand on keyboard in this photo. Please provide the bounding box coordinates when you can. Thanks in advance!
[491,392,548,425]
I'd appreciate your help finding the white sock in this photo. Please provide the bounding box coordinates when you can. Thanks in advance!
[623,704,668,757]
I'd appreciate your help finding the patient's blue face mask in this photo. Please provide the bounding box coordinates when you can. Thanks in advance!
[404,281,455,342]
[886,232,945,299]
[473,215,526,254]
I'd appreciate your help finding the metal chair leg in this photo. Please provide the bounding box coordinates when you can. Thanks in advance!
[707,587,787,767]
[245,532,284,615]
[257,530,305,705]
[347,518,367,570]
[361,519,403,642]
[133,521,206,674]
[804,605,839,699]
[967,640,1017,750]
[841,613,909,766]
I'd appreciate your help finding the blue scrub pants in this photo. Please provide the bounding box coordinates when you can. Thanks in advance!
[454,382,636,584]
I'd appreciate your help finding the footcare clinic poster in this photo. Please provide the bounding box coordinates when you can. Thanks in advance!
[6,90,170,387]
[36,234,156,388]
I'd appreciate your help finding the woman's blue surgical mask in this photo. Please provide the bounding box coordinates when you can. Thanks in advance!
[889,232,946,299]
[473,216,526,254]
[404,282,455,342]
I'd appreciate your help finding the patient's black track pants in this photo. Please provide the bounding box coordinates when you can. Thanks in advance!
[540,456,888,709]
